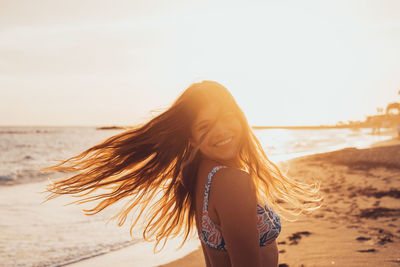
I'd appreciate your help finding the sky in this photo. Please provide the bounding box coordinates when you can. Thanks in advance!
[1,0,399,127]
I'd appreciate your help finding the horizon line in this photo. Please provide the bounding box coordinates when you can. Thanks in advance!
[0,124,373,129]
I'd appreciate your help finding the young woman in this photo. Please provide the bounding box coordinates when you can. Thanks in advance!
[43,80,321,267]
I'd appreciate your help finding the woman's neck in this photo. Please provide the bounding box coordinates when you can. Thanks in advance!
[199,154,242,169]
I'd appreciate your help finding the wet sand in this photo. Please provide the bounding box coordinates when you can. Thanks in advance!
[67,138,400,267]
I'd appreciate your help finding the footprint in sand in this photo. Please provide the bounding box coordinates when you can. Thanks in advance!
[356,236,371,241]
[347,225,359,229]
[378,236,393,245]
[288,231,311,245]
[359,228,395,245]
[357,248,377,253]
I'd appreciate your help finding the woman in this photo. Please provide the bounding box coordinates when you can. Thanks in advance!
[43,80,321,267]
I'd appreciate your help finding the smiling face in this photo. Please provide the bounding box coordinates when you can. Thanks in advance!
[190,104,243,166]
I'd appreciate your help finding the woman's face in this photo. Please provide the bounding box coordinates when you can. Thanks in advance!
[190,104,243,165]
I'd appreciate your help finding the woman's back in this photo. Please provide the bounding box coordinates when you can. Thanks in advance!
[194,159,279,267]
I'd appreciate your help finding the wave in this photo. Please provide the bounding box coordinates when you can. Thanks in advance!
[0,170,68,186]
[0,174,14,183]
[0,130,55,134]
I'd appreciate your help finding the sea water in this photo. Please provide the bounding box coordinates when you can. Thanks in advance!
[0,126,393,266]
[0,126,392,186]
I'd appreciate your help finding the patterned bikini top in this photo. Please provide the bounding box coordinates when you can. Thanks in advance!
[200,166,281,251]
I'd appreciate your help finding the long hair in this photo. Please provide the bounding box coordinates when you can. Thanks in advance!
[42,80,321,251]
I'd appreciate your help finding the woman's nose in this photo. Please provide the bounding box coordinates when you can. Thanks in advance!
[211,121,230,138]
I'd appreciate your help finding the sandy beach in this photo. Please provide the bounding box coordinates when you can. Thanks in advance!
[2,0,400,264]
[64,137,400,267]
[1,133,398,267]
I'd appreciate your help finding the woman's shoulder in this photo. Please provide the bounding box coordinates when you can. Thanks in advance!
[212,166,249,179]
[210,166,258,217]
[211,166,255,196]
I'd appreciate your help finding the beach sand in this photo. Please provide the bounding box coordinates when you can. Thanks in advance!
[69,138,400,266]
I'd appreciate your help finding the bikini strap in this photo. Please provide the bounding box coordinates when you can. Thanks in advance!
[203,165,227,213]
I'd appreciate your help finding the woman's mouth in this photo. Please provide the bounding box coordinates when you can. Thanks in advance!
[214,136,233,147]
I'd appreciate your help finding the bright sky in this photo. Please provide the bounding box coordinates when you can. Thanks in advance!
[1,0,399,126]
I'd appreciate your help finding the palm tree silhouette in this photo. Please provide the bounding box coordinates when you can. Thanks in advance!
[386,103,400,115]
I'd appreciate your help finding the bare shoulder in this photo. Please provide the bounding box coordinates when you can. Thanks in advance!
[208,167,262,266]
[211,167,255,201]
[212,167,251,184]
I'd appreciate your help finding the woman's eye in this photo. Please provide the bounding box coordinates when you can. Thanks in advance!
[198,125,209,131]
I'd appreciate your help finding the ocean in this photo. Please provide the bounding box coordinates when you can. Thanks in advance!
[0,126,394,266]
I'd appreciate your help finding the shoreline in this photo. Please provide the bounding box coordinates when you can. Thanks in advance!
[1,136,397,266]
[67,137,400,267]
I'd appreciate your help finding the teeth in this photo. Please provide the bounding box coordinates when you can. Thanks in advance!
[215,137,232,146]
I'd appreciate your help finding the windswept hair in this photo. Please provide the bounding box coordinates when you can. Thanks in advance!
[42,80,322,251]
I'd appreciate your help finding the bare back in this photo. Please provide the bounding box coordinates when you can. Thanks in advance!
[194,159,279,267]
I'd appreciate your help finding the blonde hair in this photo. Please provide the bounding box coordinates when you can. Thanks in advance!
[42,80,322,251]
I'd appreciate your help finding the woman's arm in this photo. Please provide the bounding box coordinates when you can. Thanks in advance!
[212,168,262,267]
[200,242,212,267]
